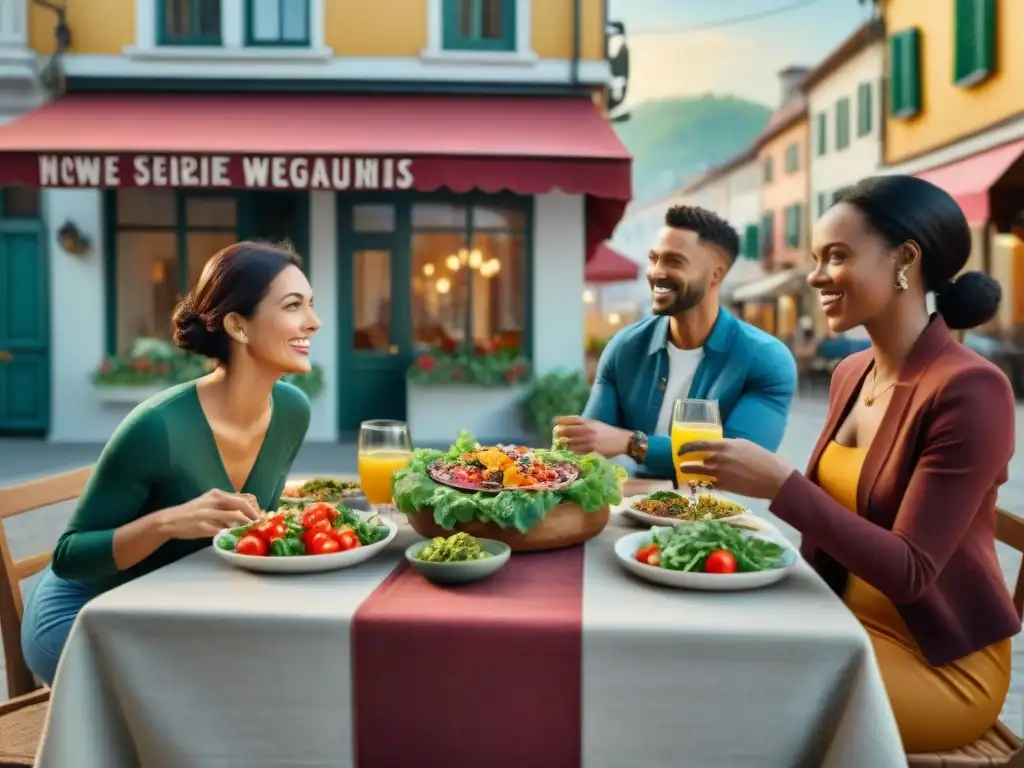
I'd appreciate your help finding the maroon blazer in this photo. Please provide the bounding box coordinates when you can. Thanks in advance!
[770,318,1020,666]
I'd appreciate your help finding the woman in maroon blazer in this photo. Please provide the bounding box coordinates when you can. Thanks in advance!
[679,175,1019,753]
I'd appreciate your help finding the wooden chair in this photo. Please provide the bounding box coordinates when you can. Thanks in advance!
[907,507,1024,767]
[0,466,91,767]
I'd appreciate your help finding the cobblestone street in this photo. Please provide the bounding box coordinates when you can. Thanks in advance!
[2,393,1024,732]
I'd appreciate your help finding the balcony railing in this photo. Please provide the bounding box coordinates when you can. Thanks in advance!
[0,0,26,47]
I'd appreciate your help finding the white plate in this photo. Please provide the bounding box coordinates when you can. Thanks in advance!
[212,516,398,574]
[614,526,799,591]
[618,493,760,529]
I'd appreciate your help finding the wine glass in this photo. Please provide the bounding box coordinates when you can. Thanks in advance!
[671,399,722,493]
[357,420,413,520]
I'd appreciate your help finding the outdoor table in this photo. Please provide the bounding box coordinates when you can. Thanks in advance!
[35,484,905,768]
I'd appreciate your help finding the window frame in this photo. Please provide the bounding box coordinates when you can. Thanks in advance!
[856,81,873,137]
[245,0,311,47]
[889,28,922,119]
[760,211,775,258]
[157,0,223,46]
[784,143,800,174]
[442,0,517,52]
[953,0,996,88]
[784,204,803,249]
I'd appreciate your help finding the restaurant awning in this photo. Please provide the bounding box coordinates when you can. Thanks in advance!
[585,242,639,283]
[916,138,1024,225]
[730,265,807,303]
[0,93,632,258]
[720,257,767,302]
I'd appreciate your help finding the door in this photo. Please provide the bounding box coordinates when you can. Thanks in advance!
[0,189,49,435]
[239,191,309,261]
[336,200,412,433]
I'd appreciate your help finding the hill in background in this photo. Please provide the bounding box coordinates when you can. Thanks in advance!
[614,94,773,204]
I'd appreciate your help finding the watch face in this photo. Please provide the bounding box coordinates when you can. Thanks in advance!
[633,431,648,449]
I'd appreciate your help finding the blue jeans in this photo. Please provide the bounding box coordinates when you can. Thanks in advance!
[21,567,96,685]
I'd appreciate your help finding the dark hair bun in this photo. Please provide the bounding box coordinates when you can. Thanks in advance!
[934,271,1001,330]
[171,297,229,360]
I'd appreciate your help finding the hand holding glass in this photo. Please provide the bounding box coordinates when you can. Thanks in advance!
[357,420,413,506]
[671,399,722,488]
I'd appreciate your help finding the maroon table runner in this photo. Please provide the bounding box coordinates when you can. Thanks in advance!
[352,547,586,768]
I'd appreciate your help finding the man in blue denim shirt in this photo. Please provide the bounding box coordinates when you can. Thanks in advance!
[556,206,797,479]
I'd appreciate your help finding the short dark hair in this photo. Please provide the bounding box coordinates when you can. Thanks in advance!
[833,175,1000,330]
[172,240,303,363]
[665,205,740,264]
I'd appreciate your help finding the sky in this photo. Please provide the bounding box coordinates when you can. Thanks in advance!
[608,0,876,108]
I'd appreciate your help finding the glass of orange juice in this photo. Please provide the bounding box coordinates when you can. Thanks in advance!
[358,420,413,515]
[671,399,722,490]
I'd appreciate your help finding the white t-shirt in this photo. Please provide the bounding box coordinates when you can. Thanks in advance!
[654,344,704,435]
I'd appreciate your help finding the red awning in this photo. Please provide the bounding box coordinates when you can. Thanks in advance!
[0,93,631,258]
[915,138,1024,225]
[585,242,639,283]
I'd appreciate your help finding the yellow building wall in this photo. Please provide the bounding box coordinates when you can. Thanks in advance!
[29,0,133,54]
[758,117,810,268]
[30,0,605,61]
[883,0,1024,164]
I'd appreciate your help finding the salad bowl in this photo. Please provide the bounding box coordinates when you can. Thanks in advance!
[405,537,511,584]
[614,525,799,591]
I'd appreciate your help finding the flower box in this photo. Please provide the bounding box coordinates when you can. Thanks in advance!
[406,383,530,445]
[94,384,171,407]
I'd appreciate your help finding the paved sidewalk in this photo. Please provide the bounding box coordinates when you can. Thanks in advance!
[2,397,1024,734]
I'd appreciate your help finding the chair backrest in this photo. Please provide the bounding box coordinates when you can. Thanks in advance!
[0,466,92,698]
[995,507,1024,620]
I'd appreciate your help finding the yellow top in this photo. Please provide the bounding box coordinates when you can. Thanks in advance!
[816,441,1011,753]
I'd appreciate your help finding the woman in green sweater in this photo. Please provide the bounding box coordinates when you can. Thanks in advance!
[21,240,319,684]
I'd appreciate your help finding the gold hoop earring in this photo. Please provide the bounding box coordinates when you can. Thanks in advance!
[895,268,909,291]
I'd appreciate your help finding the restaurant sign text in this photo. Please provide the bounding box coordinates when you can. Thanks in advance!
[37,154,416,190]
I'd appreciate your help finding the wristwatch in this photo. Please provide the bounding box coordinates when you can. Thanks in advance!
[625,431,649,463]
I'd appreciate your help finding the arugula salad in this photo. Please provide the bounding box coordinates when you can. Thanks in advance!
[392,430,626,533]
[634,521,789,575]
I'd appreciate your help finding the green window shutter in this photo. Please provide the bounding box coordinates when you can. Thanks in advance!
[857,82,873,136]
[889,29,922,118]
[954,0,996,87]
[761,212,774,257]
[785,143,799,173]
[764,157,774,183]
[443,0,517,51]
[835,98,851,150]
[743,223,759,259]
[816,113,827,156]
[784,205,801,248]
[158,0,222,45]
[816,192,828,217]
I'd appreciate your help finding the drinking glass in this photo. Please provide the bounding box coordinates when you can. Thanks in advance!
[671,399,722,490]
[357,420,413,517]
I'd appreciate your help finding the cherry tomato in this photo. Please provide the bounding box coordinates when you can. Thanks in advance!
[309,536,342,555]
[305,531,332,552]
[301,503,338,527]
[704,550,738,574]
[301,519,331,546]
[235,534,269,557]
[333,530,360,551]
[253,520,287,542]
[635,544,659,565]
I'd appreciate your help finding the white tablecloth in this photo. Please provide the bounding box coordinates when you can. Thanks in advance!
[36,511,905,768]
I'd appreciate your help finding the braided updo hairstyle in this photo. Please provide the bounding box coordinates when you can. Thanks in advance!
[171,240,303,363]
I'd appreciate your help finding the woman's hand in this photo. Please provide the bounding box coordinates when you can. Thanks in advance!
[677,438,796,500]
[154,489,262,540]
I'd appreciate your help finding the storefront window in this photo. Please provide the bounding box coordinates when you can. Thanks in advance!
[114,190,237,352]
[410,201,526,353]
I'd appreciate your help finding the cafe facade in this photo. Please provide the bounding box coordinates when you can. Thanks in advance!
[0,93,631,441]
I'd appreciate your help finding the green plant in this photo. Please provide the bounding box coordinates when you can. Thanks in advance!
[408,346,531,387]
[92,336,325,397]
[391,430,626,533]
[586,337,610,357]
[520,370,591,437]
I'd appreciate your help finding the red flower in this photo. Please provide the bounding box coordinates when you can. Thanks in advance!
[157,363,172,376]
[440,338,458,354]
[99,359,111,374]
[451,368,465,379]
[132,358,151,372]
[417,354,437,371]
[504,370,517,383]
